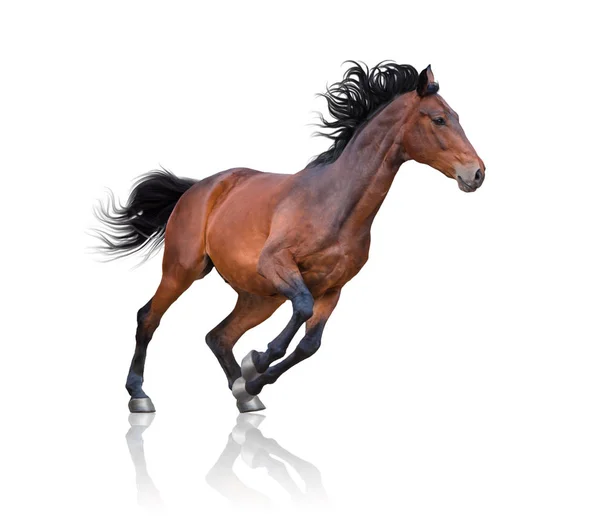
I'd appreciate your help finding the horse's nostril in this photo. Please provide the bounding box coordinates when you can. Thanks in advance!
[475,169,483,181]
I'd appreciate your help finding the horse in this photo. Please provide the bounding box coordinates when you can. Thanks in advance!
[94,62,486,414]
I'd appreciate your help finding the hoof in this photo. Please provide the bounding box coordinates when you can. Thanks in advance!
[128,397,156,413]
[232,377,266,413]
[237,396,266,413]
[241,350,262,380]
[232,377,253,402]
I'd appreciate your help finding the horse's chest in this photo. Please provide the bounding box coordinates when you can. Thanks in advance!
[298,235,370,295]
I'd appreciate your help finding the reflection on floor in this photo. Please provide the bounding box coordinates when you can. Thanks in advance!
[206,414,327,506]
[125,413,163,507]
[125,413,327,507]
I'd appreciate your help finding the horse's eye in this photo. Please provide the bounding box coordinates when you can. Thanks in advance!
[432,117,446,126]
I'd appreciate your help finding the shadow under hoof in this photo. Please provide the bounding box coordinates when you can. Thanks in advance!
[237,395,266,413]
[129,397,156,413]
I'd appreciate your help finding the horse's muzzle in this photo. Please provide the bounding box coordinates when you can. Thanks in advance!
[457,169,485,193]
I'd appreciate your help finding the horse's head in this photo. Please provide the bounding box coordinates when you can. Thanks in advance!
[402,66,485,193]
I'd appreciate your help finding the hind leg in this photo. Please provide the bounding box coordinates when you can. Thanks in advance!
[126,260,210,412]
[206,291,283,411]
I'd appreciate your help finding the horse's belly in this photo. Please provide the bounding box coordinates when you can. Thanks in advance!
[206,220,273,295]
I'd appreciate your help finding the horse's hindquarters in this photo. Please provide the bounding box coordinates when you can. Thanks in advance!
[205,171,291,296]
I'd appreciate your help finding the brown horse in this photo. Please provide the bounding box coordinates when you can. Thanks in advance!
[94,62,485,413]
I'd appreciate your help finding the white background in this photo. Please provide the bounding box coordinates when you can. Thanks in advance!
[1,0,599,529]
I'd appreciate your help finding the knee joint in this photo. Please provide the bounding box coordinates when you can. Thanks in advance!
[136,300,152,324]
[136,302,160,343]
[297,335,321,357]
[205,329,221,351]
[293,293,314,321]
[206,327,234,354]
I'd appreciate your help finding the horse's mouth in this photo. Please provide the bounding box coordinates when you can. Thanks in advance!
[457,175,477,193]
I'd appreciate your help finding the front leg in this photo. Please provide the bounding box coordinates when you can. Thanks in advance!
[232,247,314,410]
[245,289,340,396]
[253,247,315,372]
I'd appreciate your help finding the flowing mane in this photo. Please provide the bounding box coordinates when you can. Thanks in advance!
[308,61,420,168]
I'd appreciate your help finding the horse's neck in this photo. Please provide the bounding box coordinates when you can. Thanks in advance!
[328,94,411,232]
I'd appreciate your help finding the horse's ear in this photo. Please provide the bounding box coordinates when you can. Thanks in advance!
[417,65,439,97]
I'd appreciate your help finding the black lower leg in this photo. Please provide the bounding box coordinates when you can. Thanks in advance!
[126,300,154,399]
[205,329,242,389]
[246,324,323,396]
[253,290,314,373]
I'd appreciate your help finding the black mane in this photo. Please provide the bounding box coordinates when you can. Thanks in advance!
[308,61,420,168]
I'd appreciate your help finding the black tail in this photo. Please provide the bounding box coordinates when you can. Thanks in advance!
[92,168,196,261]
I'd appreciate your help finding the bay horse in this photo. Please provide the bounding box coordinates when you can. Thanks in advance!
[94,62,485,414]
